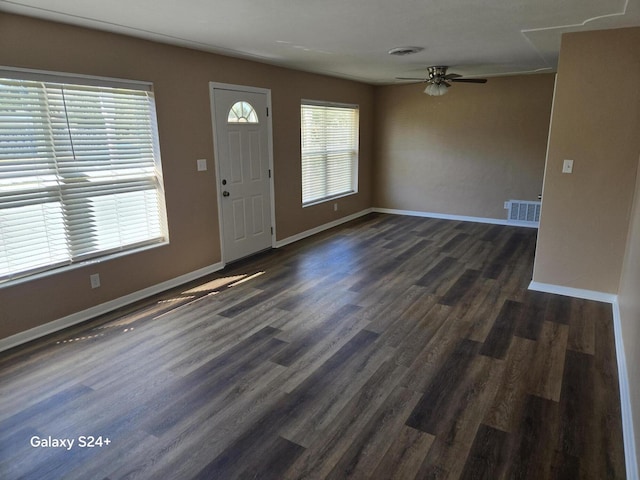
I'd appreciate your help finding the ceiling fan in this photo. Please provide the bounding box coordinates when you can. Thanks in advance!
[397,66,487,96]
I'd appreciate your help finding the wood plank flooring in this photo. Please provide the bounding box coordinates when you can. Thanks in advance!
[0,213,626,479]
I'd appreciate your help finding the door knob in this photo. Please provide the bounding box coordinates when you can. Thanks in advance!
[222,191,230,197]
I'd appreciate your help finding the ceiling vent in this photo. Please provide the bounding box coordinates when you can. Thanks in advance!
[388,46,423,56]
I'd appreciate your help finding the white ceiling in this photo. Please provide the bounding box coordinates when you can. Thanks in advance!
[1,0,640,84]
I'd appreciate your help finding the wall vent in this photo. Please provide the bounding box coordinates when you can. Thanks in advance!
[507,200,541,227]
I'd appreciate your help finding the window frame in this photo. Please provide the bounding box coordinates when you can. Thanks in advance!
[0,66,169,287]
[300,99,359,207]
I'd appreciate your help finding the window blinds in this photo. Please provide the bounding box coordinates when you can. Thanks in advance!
[301,102,358,205]
[0,74,168,283]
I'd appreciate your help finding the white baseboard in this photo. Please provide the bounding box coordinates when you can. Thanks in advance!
[276,206,537,249]
[529,280,637,479]
[528,281,618,304]
[0,261,224,353]
[275,208,373,248]
[372,207,528,227]
[612,299,640,480]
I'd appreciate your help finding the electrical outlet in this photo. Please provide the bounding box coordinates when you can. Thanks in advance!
[90,273,101,289]
[333,203,338,211]
[504,201,510,209]
[197,158,207,171]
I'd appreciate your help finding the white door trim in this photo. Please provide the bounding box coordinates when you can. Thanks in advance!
[209,82,276,265]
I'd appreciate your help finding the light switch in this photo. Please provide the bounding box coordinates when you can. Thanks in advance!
[197,158,207,171]
[562,159,574,174]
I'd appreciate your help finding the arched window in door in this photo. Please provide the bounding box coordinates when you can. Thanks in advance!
[227,101,259,123]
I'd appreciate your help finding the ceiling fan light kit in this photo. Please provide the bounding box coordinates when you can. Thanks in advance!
[425,83,449,96]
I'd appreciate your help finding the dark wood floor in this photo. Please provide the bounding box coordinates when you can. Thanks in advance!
[0,214,626,479]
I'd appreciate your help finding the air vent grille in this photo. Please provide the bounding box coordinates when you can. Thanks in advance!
[388,46,424,56]
[507,200,541,227]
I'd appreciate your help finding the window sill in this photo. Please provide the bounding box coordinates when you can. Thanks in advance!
[302,191,357,208]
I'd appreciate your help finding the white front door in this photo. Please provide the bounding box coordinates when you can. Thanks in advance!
[211,86,273,263]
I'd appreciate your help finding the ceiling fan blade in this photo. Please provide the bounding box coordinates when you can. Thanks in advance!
[396,77,427,81]
[450,78,488,84]
[444,73,462,79]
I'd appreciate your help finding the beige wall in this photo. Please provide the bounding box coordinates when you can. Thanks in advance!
[533,27,640,293]
[619,157,640,468]
[0,13,374,340]
[373,74,554,219]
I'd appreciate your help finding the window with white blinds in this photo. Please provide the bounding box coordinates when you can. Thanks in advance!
[0,69,168,284]
[301,101,358,205]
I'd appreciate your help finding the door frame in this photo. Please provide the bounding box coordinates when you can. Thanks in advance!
[209,82,276,265]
